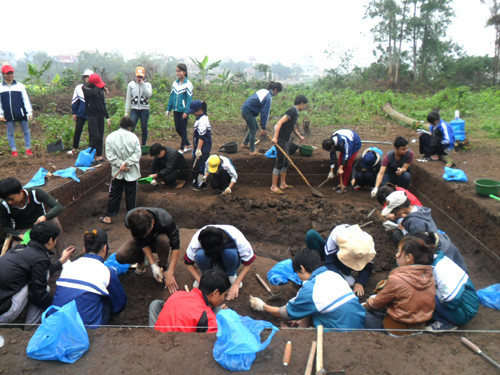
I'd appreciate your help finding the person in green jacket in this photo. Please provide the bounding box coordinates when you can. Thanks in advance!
[0,177,65,256]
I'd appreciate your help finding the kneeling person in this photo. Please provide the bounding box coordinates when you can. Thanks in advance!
[53,229,126,327]
[149,143,189,188]
[203,154,238,195]
[150,268,230,332]
[249,249,365,330]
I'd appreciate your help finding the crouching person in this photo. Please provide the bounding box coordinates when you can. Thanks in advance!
[0,222,74,326]
[249,249,365,330]
[364,237,435,335]
[203,154,238,195]
[149,143,190,188]
[53,229,126,327]
[150,268,230,332]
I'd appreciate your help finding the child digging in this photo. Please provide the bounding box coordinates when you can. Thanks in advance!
[270,95,307,195]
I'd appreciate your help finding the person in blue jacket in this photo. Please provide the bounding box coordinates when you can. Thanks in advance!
[241,82,282,155]
[53,229,126,328]
[70,69,93,155]
[249,249,365,330]
[322,129,362,193]
[419,110,455,167]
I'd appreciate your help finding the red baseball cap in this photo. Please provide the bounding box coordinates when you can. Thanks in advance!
[2,65,15,74]
[88,73,105,88]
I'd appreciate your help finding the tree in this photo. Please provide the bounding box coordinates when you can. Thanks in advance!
[481,0,500,84]
[254,63,271,81]
[189,56,221,84]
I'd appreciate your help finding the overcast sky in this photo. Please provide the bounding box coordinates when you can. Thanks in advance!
[4,0,495,70]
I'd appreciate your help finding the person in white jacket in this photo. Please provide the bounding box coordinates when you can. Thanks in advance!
[99,117,141,224]
[125,66,152,146]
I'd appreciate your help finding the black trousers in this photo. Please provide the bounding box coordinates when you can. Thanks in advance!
[88,115,105,157]
[354,169,378,187]
[174,111,190,149]
[106,178,137,217]
[419,133,447,157]
[159,168,190,185]
[72,117,88,149]
[210,169,231,191]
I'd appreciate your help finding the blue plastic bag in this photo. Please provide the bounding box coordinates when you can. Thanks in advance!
[104,253,130,276]
[477,283,500,310]
[75,147,96,167]
[53,167,81,183]
[213,309,279,371]
[267,259,302,286]
[443,167,468,182]
[27,300,89,363]
[265,146,277,158]
[368,146,383,157]
[24,167,48,188]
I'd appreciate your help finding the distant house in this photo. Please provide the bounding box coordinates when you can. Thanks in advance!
[55,54,77,64]
[0,51,15,66]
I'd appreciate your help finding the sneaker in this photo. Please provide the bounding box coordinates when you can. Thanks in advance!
[228,275,243,289]
[178,149,184,154]
[193,280,199,289]
[191,182,207,191]
[25,149,33,156]
[424,321,457,333]
[353,185,362,191]
[183,146,192,153]
[11,151,18,157]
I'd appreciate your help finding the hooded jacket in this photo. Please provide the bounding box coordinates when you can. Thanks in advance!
[365,265,435,324]
[125,79,152,114]
[0,80,33,121]
[401,206,438,235]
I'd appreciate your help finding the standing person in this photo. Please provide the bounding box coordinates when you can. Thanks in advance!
[70,69,93,155]
[82,73,110,163]
[202,154,238,195]
[98,117,141,225]
[351,147,382,190]
[190,100,212,191]
[270,95,307,195]
[165,63,193,153]
[371,136,414,197]
[249,249,365,330]
[0,177,65,256]
[419,110,455,167]
[148,143,189,188]
[0,65,33,157]
[321,129,362,193]
[241,82,283,156]
[184,225,256,300]
[115,207,181,293]
[53,229,127,328]
[0,222,74,325]
[125,66,152,146]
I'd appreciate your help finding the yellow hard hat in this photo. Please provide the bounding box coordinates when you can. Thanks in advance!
[208,155,221,173]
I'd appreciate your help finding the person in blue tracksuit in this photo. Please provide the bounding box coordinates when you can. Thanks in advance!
[241,82,282,155]
[0,65,33,157]
[70,69,93,155]
[419,110,455,167]
[249,249,365,330]
[166,63,194,153]
[322,129,362,193]
[53,229,126,328]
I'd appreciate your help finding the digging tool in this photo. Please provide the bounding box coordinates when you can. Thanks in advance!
[283,341,292,375]
[489,194,500,202]
[461,337,500,370]
[359,220,374,228]
[361,140,392,145]
[184,285,190,292]
[1,234,13,257]
[304,341,317,375]
[255,273,281,300]
[317,178,329,188]
[316,325,344,375]
[266,134,324,198]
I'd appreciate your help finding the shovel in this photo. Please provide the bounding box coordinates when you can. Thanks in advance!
[266,134,324,198]
[255,273,281,301]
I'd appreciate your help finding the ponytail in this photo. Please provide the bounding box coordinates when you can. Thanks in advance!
[398,237,435,265]
[83,230,107,254]
[266,81,282,92]
[201,101,208,115]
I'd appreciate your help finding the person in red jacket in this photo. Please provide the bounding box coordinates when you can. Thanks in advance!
[149,268,230,332]
[376,183,422,221]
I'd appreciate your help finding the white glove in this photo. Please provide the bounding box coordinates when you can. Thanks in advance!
[202,176,207,183]
[249,295,265,312]
[371,187,378,198]
[151,264,164,282]
[195,149,202,158]
[125,112,130,117]
[151,179,158,186]
[165,111,169,117]
[327,171,334,180]
[222,187,232,195]
[28,114,33,122]
[383,221,399,231]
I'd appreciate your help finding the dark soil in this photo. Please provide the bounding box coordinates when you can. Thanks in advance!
[0,115,499,374]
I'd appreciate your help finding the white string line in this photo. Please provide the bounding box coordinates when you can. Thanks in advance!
[410,184,500,262]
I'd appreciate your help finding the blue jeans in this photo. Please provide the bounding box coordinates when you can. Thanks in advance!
[130,109,150,145]
[195,248,241,276]
[6,120,31,150]
[382,170,411,189]
[242,111,259,152]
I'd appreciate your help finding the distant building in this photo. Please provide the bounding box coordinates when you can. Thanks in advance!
[55,54,77,64]
[0,51,15,66]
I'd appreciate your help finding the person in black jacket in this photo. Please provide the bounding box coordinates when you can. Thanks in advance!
[148,143,189,189]
[82,73,110,163]
[0,221,74,325]
[115,207,181,294]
